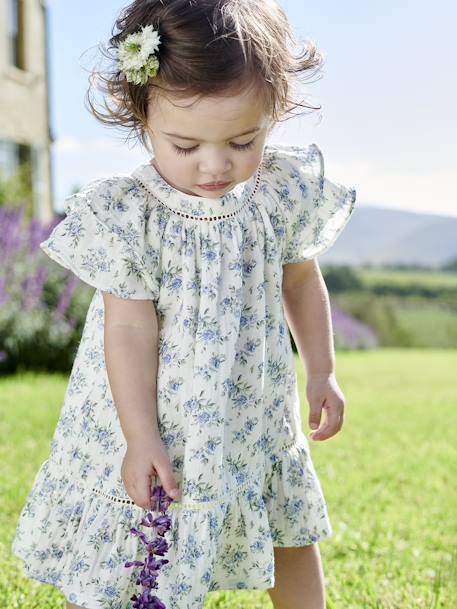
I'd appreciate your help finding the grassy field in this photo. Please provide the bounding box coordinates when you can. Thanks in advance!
[1,348,456,608]
[332,291,457,349]
[357,269,457,290]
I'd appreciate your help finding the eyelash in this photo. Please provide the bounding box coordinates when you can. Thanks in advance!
[173,140,256,156]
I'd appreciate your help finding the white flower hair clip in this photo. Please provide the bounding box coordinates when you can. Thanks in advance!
[117,24,161,85]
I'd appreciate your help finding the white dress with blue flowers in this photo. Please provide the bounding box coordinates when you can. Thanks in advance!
[12,142,356,609]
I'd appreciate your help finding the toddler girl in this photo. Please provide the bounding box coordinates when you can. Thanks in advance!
[12,1,356,608]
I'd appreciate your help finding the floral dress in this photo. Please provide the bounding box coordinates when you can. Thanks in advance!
[12,142,356,609]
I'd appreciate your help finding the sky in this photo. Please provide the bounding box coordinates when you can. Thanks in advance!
[46,0,456,217]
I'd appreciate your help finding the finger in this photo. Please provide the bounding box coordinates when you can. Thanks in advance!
[310,403,341,441]
[337,410,345,431]
[332,400,345,433]
[154,462,181,501]
[131,477,152,510]
[308,402,322,431]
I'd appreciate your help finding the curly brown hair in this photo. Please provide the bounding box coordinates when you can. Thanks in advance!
[85,0,324,151]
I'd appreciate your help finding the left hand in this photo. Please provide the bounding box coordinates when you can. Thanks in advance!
[306,372,345,441]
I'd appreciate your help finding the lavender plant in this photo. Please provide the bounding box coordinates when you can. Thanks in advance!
[0,204,91,372]
[331,302,379,349]
[125,483,174,609]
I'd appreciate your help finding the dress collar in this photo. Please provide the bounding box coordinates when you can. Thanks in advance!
[131,151,264,219]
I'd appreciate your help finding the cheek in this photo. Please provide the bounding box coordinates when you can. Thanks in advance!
[162,151,189,174]
[239,150,264,177]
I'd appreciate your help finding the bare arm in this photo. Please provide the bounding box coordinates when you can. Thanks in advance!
[103,294,160,444]
[102,293,180,507]
[281,258,344,441]
[282,258,335,376]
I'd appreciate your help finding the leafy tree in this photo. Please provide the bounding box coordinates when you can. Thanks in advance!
[322,264,363,292]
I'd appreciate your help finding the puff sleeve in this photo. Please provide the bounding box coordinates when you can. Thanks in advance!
[271,143,356,264]
[39,176,160,301]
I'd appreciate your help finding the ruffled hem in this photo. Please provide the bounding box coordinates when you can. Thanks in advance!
[12,460,145,608]
[12,437,332,607]
[39,180,160,301]
[263,433,333,546]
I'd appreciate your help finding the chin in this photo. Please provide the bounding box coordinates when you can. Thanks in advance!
[202,192,228,199]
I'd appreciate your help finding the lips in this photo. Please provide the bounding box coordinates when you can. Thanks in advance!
[198,181,232,191]
[200,181,231,187]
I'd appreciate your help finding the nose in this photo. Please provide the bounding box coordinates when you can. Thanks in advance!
[199,152,232,179]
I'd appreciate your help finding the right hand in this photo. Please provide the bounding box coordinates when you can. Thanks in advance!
[121,437,181,510]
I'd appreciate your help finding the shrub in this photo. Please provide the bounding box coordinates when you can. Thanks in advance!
[331,291,415,347]
[0,205,92,374]
[322,264,363,292]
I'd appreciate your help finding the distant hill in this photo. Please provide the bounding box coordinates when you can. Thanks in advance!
[320,206,457,268]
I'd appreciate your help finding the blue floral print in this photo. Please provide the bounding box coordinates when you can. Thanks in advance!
[12,142,356,609]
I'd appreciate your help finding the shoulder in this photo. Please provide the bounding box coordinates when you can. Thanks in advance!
[260,141,355,211]
[261,142,324,193]
[41,172,161,300]
[63,173,157,229]
[258,142,325,221]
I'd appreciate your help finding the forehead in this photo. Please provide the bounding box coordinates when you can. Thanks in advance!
[149,86,270,137]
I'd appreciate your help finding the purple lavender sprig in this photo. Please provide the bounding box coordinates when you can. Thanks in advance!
[125,484,174,609]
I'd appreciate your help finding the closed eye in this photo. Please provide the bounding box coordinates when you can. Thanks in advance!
[173,139,256,156]
[172,144,196,156]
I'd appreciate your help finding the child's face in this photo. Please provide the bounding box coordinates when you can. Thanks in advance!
[146,85,273,198]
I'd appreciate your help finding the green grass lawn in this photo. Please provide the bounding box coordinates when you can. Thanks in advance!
[395,302,457,347]
[358,269,457,290]
[1,348,456,608]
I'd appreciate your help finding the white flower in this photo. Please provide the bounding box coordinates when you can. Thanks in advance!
[117,24,161,85]
[139,25,161,58]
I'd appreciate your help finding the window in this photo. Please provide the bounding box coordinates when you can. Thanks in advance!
[0,138,32,184]
[0,139,18,179]
[8,0,26,70]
